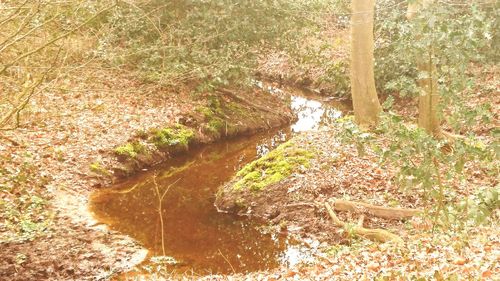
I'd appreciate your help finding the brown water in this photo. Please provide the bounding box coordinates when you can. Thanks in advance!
[89,90,348,276]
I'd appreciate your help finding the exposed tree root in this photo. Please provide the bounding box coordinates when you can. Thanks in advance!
[325,202,404,244]
[331,199,421,220]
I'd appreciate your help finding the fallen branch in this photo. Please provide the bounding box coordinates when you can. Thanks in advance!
[0,134,20,146]
[216,88,277,115]
[325,202,403,244]
[332,199,421,220]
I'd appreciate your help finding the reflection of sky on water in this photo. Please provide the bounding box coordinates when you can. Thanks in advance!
[290,96,342,132]
[279,244,315,267]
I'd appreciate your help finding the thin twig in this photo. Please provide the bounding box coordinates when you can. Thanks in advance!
[357,215,365,227]
[218,249,236,274]
[153,174,181,257]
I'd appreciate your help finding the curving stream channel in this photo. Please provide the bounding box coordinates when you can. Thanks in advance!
[89,86,348,276]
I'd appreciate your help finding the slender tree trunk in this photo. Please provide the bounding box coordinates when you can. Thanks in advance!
[407,0,441,136]
[350,0,381,127]
[417,53,441,135]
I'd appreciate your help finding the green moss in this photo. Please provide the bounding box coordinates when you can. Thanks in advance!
[207,117,225,136]
[151,124,194,150]
[135,129,149,139]
[89,161,110,176]
[195,95,233,137]
[114,141,145,158]
[226,101,246,115]
[197,95,224,118]
[207,95,223,115]
[235,198,247,208]
[196,106,214,119]
[234,141,314,191]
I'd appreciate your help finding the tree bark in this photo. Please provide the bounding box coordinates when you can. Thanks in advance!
[417,57,441,136]
[350,0,382,127]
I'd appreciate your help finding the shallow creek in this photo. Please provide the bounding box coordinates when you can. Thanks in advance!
[89,87,348,275]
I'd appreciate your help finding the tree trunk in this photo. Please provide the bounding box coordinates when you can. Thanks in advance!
[350,0,381,127]
[407,0,441,136]
[417,57,441,136]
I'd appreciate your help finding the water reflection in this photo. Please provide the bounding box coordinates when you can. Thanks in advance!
[90,131,314,275]
[291,96,342,132]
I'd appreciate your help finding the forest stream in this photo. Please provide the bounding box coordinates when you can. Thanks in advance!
[88,86,349,276]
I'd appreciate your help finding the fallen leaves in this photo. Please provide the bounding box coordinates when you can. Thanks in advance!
[452,257,467,265]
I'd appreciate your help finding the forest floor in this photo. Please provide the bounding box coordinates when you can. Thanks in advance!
[216,127,499,280]
[1,31,498,280]
[214,65,499,280]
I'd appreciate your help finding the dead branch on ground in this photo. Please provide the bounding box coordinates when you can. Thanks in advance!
[331,199,421,220]
[324,202,404,244]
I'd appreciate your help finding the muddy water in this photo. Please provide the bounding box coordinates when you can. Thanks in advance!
[89,90,347,275]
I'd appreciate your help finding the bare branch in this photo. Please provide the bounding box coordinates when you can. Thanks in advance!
[0,3,116,75]
[0,11,60,53]
[0,0,29,26]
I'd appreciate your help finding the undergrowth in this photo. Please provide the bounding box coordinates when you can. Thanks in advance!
[0,154,52,243]
[337,114,499,231]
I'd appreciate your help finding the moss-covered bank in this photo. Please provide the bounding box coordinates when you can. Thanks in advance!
[92,87,295,183]
[233,141,313,191]
[215,140,314,213]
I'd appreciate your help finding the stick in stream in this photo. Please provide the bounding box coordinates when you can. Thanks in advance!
[153,174,181,257]
[218,249,236,274]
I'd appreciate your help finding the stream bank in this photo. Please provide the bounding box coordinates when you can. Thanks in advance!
[0,74,296,280]
[88,85,349,278]
[90,85,295,185]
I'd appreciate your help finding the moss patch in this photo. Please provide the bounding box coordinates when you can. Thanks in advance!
[196,95,226,137]
[151,124,194,150]
[89,161,111,176]
[207,117,225,136]
[234,141,314,191]
[114,141,145,158]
